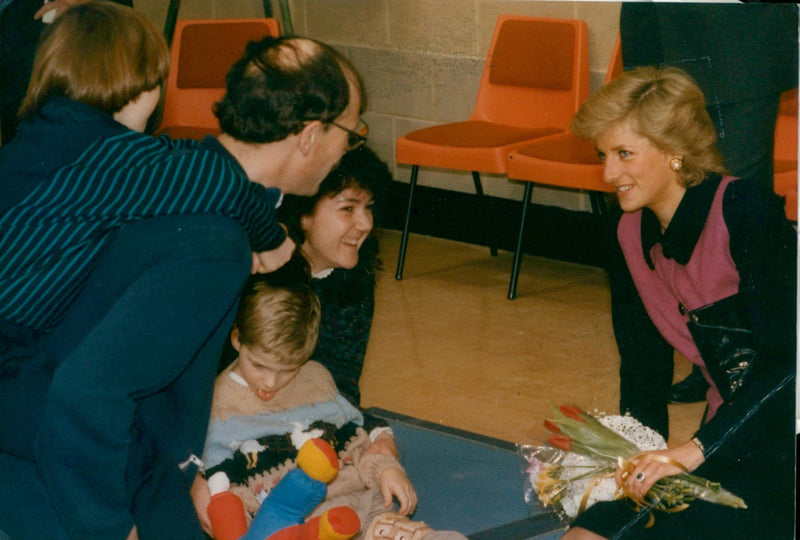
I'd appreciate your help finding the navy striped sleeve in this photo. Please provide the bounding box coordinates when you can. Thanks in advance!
[0,131,285,330]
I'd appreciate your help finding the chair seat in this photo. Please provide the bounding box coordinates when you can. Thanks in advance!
[397,123,562,173]
[507,132,615,192]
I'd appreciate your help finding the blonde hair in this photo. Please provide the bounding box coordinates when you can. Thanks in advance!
[234,281,321,367]
[571,66,726,187]
[19,1,169,118]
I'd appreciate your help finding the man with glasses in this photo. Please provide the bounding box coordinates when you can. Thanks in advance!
[215,35,367,199]
[328,118,369,152]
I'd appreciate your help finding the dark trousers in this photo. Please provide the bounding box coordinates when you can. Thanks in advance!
[710,96,780,191]
[571,376,796,539]
[0,215,251,539]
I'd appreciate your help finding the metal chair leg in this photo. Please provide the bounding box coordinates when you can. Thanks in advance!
[471,171,498,256]
[163,0,181,46]
[508,183,533,300]
[396,165,419,280]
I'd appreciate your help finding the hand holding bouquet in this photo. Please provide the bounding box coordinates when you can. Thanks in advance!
[521,405,746,523]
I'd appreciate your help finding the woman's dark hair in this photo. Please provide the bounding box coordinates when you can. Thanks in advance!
[279,145,391,246]
[214,36,365,143]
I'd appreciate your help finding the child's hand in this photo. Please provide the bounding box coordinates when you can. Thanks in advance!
[363,431,399,459]
[379,467,418,515]
[190,473,214,537]
[251,235,295,273]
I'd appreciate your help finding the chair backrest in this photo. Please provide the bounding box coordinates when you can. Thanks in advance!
[774,88,798,163]
[604,35,623,84]
[470,15,589,131]
[157,18,281,138]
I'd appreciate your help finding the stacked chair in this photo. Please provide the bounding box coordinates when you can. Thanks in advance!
[773,88,798,222]
[394,15,591,284]
[502,37,623,299]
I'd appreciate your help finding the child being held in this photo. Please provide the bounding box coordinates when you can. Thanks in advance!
[192,279,468,540]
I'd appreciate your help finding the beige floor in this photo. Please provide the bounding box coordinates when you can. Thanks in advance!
[360,231,706,447]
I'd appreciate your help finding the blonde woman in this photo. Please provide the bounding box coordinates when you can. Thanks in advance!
[563,66,795,539]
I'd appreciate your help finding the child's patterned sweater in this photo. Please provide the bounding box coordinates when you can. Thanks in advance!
[202,360,403,518]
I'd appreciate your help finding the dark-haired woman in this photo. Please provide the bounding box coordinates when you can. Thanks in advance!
[280,144,391,408]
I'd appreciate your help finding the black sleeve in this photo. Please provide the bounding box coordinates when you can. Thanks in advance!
[694,181,796,456]
[604,209,675,439]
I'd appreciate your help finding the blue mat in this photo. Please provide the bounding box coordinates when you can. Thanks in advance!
[366,408,565,540]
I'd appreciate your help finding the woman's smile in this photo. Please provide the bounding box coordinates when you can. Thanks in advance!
[595,119,686,229]
[302,187,374,273]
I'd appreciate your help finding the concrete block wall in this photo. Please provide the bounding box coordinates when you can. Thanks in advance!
[136,0,621,211]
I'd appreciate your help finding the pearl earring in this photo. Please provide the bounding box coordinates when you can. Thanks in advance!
[669,157,683,172]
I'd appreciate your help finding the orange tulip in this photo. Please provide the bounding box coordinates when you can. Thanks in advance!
[544,419,562,434]
[547,434,572,451]
[559,405,587,422]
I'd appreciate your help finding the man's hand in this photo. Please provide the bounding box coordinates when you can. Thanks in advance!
[251,235,295,274]
[190,474,214,537]
[34,0,90,21]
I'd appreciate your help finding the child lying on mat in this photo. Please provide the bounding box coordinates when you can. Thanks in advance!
[191,278,468,540]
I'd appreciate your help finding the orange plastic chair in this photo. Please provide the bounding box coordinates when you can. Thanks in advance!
[155,19,281,140]
[394,15,590,280]
[773,88,798,221]
[504,36,623,299]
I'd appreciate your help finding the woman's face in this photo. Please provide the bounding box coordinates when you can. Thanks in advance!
[301,187,374,274]
[595,119,685,230]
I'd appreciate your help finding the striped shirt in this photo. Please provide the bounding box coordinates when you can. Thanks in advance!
[0,98,285,332]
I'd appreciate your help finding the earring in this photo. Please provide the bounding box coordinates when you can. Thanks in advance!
[669,157,683,172]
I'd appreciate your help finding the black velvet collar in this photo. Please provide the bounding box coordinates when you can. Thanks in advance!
[640,173,722,268]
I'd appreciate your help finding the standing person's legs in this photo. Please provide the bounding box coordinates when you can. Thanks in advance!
[710,95,780,189]
[25,215,250,539]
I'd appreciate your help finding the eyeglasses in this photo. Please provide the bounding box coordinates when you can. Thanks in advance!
[327,118,369,151]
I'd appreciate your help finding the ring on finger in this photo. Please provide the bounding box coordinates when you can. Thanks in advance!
[635,472,646,482]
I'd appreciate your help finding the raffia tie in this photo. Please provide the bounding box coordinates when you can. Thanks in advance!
[607,454,691,528]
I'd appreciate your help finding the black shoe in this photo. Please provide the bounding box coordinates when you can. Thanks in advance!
[668,368,708,404]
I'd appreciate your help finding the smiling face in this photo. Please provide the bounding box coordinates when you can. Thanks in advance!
[230,328,301,402]
[300,187,374,274]
[595,119,686,230]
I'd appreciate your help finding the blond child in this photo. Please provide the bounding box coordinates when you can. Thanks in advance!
[192,280,468,539]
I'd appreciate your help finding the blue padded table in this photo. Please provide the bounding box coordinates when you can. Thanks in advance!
[365,408,565,540]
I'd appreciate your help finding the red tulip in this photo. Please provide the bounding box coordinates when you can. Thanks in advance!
[559,405,587,423]
[544,420,562,434]
[547,434,572,451]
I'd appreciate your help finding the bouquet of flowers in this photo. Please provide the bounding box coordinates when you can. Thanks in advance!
[520,405,746,524]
